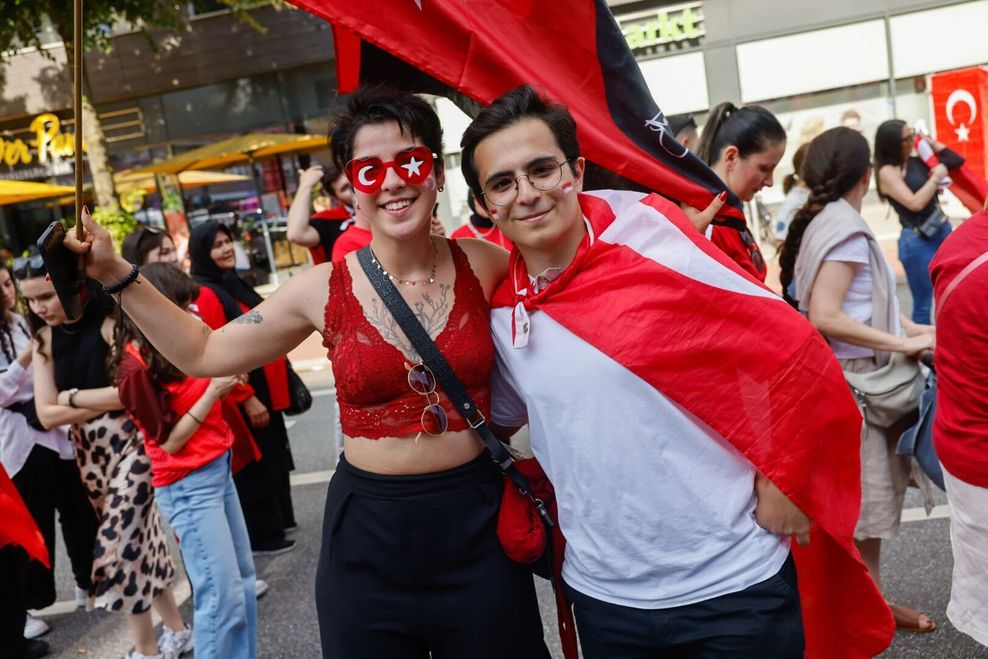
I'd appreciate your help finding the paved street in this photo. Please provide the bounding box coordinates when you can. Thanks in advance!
[30,364,988,659]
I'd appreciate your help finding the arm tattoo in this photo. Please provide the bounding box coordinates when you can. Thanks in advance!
[366,284,452,363]
[232,310,263,325]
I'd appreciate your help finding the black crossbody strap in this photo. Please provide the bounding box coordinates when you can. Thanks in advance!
[357,246,552,528]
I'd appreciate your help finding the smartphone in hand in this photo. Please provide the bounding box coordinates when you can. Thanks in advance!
[37,221,88,321]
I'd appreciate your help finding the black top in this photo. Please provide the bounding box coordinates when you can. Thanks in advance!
[51,288,113,391]
[308,207,353,264]
[888,147,964,229]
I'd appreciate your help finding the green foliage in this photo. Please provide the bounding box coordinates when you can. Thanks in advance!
[0,0,266,58]
[91,206,137,250]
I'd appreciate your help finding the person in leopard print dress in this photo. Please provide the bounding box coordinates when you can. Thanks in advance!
[21,265,191,659]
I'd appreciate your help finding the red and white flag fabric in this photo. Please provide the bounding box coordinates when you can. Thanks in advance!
[491,190,895,659]
[288,0,747,230]
[0,464,50,567]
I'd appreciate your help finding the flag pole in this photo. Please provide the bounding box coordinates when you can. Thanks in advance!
[73,0,83,238]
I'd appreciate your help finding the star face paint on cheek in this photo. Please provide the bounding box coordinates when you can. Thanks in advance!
[421,175,436,191]
[490,208,500,221]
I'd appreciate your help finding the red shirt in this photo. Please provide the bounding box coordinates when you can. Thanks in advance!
[450,222,514,251]
[331,226,373,262]
[930,211,988,488]
[119,349,235,487]
[194,286,291,412]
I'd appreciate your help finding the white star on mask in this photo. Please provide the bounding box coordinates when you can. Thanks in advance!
[401,157,424,177]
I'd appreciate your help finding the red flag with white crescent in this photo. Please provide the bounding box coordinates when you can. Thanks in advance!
[0,465,50,567]
[289,0,746,230]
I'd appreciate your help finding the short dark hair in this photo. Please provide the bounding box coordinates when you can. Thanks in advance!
[321,167,344,191]
[121,226,172,266]
[695,102,786,166]
[460,85,580,197]
[330,85,443,175]
[873,119,908,201]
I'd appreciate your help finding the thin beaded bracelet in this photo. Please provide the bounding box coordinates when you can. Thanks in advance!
[103,263,140,295]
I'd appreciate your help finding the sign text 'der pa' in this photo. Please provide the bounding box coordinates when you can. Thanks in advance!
[0,113,86,169]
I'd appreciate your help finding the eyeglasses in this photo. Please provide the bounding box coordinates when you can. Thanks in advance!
[482,159,572,207]
[11,255,45,279]
[344,146,437,194]
[738,229,766,273]
[407,363,448,436]
[901,131,917,144]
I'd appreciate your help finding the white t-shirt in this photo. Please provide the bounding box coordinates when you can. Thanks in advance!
[490,309,789,610]
[823,235,902,359]
[774,186,810,241]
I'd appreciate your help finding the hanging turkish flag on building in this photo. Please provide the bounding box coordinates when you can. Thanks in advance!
[0,465,50,567]
[291,0,747,229]
[931,67,988,212]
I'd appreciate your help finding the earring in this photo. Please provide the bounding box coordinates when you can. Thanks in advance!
[438,185,444,192]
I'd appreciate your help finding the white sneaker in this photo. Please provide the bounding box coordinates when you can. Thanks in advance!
[24,614,50,639]
[75,585,89,609]
[123,650,162,659]
[255,578,269,599]
[158,624,194,658]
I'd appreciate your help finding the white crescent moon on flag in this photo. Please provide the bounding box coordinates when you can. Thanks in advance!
[946,89,977,125]
[358,166,376,187]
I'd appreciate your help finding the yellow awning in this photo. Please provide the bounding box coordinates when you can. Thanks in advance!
[114,169,250,192]
[137,133,330,175]
[0,180,77,205]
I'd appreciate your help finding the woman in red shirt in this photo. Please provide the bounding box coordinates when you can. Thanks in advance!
[188,223,296,555]
[114,263,258,659]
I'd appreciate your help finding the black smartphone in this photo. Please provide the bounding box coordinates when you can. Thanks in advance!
[37,221,88,321]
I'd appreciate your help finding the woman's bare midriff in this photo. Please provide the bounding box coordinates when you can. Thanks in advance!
[343,429,485,475]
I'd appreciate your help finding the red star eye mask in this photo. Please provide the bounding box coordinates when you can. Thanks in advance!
[345,146,436,193]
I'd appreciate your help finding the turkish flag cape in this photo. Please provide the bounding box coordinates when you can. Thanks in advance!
[491,191,895,659]
[289,0,747,230]
[0,464,50,567]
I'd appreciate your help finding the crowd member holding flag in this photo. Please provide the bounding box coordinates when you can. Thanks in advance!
[694,102,787,281]
[62,86,549,659]
[874,119,959,324]
[779,127,937,634]
[286,166,357,265]
[460,85,894,658]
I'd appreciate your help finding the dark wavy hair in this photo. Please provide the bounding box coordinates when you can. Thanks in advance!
[695,101,786,166]
[460,85,581,198]
[330,85,444,176]
[121,226,173,266]
[873,119,909,201]
[778,127,872,308]
[110,262,198,386]
[0,262,23,363]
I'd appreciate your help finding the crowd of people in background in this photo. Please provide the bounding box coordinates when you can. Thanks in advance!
[1,79,985,659]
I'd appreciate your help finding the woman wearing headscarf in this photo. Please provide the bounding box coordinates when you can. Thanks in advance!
[188,222,296,555]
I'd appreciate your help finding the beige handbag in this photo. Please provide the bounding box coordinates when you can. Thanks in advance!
[843,352,924,428]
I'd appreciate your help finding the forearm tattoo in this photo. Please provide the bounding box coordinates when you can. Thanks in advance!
[367,284,451,363]
[233,310,264,325]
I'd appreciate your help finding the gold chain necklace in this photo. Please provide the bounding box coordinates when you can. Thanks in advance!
[369,240,438,286]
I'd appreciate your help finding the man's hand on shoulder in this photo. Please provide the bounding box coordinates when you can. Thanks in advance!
[754,473,810,546]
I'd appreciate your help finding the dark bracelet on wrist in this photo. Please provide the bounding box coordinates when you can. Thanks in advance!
[103,263,140,295]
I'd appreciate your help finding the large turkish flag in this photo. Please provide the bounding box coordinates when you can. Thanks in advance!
[931,67,988,211]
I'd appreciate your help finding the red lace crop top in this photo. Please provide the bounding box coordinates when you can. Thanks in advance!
[322,240,494,439]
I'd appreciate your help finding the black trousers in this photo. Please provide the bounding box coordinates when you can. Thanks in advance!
[11,444,98,609]
[234,409,295,549]
[315,453,550,659]
[565,554,805,659]
[0,547,28,658]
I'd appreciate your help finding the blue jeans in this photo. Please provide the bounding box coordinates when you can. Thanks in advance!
[155,452,257,659]
[898,221,952,325]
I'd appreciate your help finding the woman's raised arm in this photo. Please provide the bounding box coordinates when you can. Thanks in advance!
[66,209,329,378]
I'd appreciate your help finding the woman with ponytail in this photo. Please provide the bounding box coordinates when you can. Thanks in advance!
[695,101,787,280]
[778,127,938,633]
[774,143,810,245]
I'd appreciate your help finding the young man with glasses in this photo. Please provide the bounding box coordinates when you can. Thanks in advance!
[460,85,894,658]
